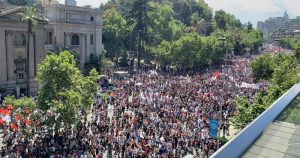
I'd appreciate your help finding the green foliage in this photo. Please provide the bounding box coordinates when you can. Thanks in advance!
[234,53,300,130]
[100,0,263,69]
[103,6,127,60]
[36,51,98,128]
[153,32,233,70]
[18,6,39,25]
[3,96,36,111]
[278,35,300,49]
[214,10,227,30]
[295,39,300,59]
[216,136,229,145]
[251,54,274,82]
[99,56,115,72]
[214,10,242,30]
[233,95,270,130]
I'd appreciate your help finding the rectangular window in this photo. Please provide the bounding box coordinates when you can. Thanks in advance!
[91,16,94,21]
[14,58,26,71]
[90,54,94,61]
[49,32,52,44]
[46,32,53,44]
[18,73,24,79]
[90,34,94,45]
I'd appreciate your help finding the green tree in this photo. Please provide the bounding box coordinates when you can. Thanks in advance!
[251,54,274,82]
[3,96,36,112]
[234,53,300,130]
[214,10,227,30]
[36,51,98,129]
[247,21,253,30]
[180,0,192,26]
[103,6,126,61]
[128,0,153,66]
[294,39,300,59]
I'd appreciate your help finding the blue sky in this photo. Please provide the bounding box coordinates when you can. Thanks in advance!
[58,0,300,27]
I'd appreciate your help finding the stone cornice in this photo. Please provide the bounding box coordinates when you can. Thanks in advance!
[45,4,103,15]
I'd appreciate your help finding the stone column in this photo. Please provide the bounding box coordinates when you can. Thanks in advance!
[80,34,86,68]
[0,29,7,82]
[66,33,71,46]
[6,32,15,81]
[29,34,35,79]
[95,28,102,57]
[86,33,91,62]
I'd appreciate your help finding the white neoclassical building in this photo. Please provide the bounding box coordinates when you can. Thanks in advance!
[0,0,103,96]
[43,0,103,68]
[0,6,47,96]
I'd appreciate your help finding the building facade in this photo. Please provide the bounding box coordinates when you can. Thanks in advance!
[257,11,300,42]
[0,0,103,97]
[0,5,47,97]
[43,0,103,68]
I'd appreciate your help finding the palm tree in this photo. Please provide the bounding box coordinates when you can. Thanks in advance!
[18,7,39,96]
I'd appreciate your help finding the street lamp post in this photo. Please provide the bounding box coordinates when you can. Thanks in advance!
[218,37,227,149]
[136,30,142,74]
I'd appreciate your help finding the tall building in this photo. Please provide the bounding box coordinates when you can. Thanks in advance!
[0,0,103,97]
[65,0,76,6]
[257,11,300,43]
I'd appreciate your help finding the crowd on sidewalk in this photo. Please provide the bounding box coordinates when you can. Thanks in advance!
[0,55,266,158]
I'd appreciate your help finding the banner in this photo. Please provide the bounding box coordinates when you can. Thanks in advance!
[240,82,259,89]
[209,116,219,137]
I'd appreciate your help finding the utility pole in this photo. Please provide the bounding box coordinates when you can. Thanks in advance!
[218,37,227,149]
[137,30,141,74]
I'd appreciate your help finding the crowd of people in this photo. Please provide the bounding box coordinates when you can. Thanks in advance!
[0,55,266,158]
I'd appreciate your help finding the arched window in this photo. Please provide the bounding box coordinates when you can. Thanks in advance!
[14,33,26,46]
[71,34,80,45]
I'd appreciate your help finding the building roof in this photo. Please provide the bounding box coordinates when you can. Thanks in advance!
[211,83,300,158]
[0,6,48,24]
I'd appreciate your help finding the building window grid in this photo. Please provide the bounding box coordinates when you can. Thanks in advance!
[90,34,93,45]
[14,33,26,46]
[14,57,26,71]
[18,73,24,79]
[71,34,80,45]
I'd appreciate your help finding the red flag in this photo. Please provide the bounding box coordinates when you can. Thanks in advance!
[2,109,9,115]
[7,104,13,110]
[24,118,30,126]
[11,123,18,131]
[15,115,21,121]
[213,72,221,79]
[25,109,30,115]
[0,108,3,115]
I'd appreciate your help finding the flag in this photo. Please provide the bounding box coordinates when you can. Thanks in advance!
[1,109,9,115]
[11,123,18,131]
[7,104,13,110]
[24,118,30,126]
[3,115,11,123]
[213,71,221,79]
[15,115,21,121]
[209,115,219,137]
[25,109,30,115]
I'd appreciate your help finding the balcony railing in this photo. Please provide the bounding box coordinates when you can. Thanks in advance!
[210,83,300,158]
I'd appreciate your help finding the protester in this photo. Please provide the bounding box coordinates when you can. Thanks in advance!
[0,54,266,158]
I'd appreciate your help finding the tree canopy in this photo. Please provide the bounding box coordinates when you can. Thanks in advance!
[100,0,263,70]
[233,53,300,130]
[36,51,98,128]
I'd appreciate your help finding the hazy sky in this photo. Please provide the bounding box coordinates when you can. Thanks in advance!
[58,0,300,27]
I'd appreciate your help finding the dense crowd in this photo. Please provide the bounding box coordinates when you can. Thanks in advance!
[0,55,265,158]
